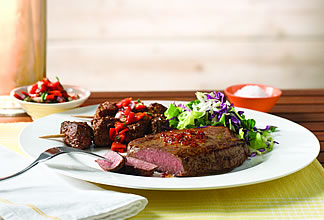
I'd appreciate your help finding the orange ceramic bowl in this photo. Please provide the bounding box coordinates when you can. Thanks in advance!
[224,84,282,112]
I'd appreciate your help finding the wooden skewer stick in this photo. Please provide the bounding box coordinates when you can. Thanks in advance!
[72,115,93,119]
[39,134,65,139]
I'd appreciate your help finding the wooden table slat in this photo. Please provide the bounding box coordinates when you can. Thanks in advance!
[277,96,324,104]
[298,122,324,132]
[274,113,324,122]
[317,153,324,165]
[271,104,324,113]
[313,132,324,141]
[281,90,324,96]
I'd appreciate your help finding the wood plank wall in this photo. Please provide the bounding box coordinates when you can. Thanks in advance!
[47,0,324,91]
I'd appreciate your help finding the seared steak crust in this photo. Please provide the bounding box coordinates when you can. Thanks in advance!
[60,121,93,149]
[124,119,151,143]
[147,103,167,115]
[94,101,118,119]
[91,116,118,147]
[127,126,249,176]
[150,115,169,134]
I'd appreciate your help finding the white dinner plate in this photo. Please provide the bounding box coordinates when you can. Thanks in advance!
[19,101,320,190]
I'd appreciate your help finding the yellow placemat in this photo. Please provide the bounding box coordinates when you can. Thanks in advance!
[1,122,323,219]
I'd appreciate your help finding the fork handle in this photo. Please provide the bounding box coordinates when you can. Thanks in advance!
[0,160,39,182]
[0,150,66,182]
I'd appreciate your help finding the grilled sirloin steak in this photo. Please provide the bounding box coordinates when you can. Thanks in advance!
[127,126,249,177]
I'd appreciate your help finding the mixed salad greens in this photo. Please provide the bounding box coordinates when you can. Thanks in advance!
[164,91,278,156]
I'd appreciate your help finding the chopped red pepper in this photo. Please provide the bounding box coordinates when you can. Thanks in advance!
[115,122,126,132]
[109,128,116,140]
[29,84,38,94]
[116,134,125,143]
[13,92,23,100]
[37,83,47,93]
[134,112,149,121]
[118,128,129,135]
[21,91,29,97]
[125,111,135,124]
[46,94,55,100]
[135,104,146,111]
[14,77,77,103]
[124,106,131,116]
[109,97,153,150]
[48,81,63,91]
[48,90,62,97]
[111,142,127,153]
[116,98,132,108]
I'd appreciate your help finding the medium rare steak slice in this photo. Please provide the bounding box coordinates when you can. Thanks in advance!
[127,126,249,177]
[119,157,158,176]
[95,150,125,172]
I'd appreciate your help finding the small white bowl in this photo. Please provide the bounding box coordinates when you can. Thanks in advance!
[10,85,91,120]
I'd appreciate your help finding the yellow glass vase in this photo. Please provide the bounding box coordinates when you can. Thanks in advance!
[0,0,46,95]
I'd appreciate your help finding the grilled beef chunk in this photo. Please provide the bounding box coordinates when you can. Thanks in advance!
[91,101,168,148]
[118,157,158,176]
[147,103,167,115]
[91,117,118,147]
[127,126,249,177]
[151,115,169,134]
[92,116,150,147]
[60,121,93,149]
[95,150,125,172]
[124,119,151,143]
[94,101,118,119]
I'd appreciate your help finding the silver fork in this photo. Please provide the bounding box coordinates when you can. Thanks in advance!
[0,146,106,182]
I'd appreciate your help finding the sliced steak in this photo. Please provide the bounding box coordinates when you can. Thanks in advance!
[118,157,158,176]
[95,150,125,172]
[94,101,118,119]
[127,126,249,177]
[60,121,93,149]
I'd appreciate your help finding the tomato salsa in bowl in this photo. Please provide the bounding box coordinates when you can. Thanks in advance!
[10,78,90,120]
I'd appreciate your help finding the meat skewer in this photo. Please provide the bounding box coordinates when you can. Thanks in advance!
[39,134,65,138]
[40,100,169,153]
[40,121,93,150]
[90,100,169,152]
[72,115,93,119]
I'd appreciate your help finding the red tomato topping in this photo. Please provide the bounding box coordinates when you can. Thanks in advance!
[13,77,78,103]
[109,128,116,140]
[116,98,132,108]
[111,142,127,153]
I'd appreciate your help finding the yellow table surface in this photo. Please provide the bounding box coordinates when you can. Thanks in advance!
[1,122,323,219]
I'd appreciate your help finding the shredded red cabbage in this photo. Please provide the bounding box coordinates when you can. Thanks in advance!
[164,91,278,157]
